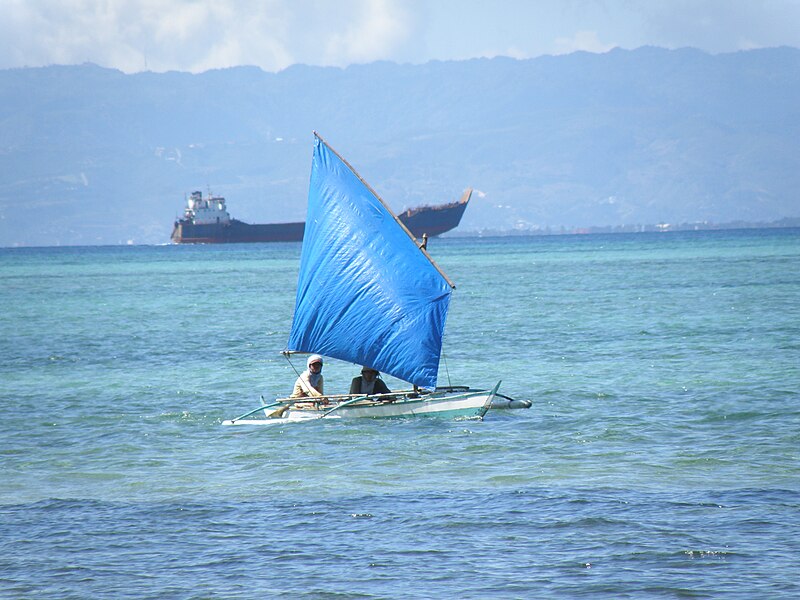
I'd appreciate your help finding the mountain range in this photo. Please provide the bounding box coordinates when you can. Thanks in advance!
[1,46,799,246]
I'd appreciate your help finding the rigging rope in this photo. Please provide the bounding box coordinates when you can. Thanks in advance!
[282,352,315,396]
[442,349,452,388]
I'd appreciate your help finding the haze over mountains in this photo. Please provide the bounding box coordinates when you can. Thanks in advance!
[1,46,799,246]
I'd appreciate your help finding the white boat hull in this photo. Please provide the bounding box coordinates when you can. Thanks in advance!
[222,384,499,425]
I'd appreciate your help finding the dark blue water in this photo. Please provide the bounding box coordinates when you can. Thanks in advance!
[1,229,799,598]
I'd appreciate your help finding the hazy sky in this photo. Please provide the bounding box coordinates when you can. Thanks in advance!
[2,0,799,73]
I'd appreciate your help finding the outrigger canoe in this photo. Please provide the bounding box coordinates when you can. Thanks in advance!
[223,384,500,424]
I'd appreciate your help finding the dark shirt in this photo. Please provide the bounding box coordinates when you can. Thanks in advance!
[349,376,391,395]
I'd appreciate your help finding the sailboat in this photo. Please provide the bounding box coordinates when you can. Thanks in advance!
[223,133,501,424]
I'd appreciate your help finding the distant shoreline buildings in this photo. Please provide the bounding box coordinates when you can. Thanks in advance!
[454,217,800,238]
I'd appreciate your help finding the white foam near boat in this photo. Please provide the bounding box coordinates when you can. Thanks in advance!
[223,132,506,425]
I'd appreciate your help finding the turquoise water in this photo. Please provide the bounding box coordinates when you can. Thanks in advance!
[1,230,799,598]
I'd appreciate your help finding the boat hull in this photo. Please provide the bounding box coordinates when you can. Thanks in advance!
[328,390,493,419]
[222,385,498,425]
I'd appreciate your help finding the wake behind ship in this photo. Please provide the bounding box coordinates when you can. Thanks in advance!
[171,189,472,244]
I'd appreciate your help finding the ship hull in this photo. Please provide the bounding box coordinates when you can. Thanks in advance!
[171,219,306,243]
[398,199,469,238]
[171,190,471,244]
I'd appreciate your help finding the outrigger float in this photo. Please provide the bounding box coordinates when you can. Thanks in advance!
[223,133,514,424]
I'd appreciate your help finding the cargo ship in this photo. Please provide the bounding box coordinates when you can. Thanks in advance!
[171,188,471,244]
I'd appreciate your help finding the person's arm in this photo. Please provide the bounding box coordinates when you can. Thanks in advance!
[314,375,324,396]
[349,377,361,394]
[292,373,323,397]
[375,378,391,394]
[290,377,306,398]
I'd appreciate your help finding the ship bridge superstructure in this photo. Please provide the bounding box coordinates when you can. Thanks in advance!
[184,191,231,225]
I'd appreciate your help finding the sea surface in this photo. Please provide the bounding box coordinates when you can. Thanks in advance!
[1,229,799,598]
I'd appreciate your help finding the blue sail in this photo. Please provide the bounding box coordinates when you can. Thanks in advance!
[287,135,453,389]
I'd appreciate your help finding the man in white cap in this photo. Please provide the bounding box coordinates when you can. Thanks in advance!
[290,354,325,398]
